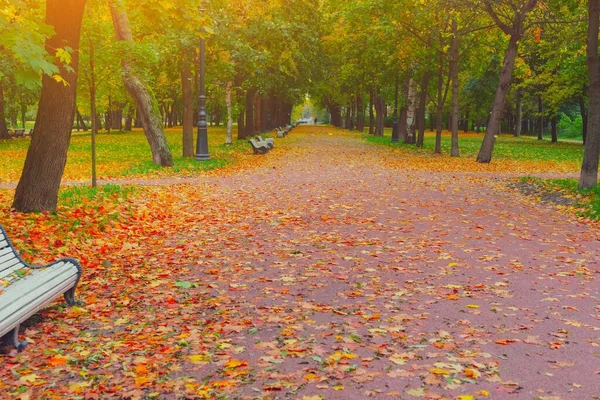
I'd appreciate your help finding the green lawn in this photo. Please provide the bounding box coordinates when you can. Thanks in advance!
[364,129,584,164]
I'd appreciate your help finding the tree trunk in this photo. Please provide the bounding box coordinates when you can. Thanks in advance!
[551,116,558,143]
[225,81,233,145]
[76,109,88,131]
[245,88,257,137]
[89,37,97,187]
[537,96,544,140]
[399,78,409,142]
[124,104,133,131]
[579,95,588,144]
[450,19,460,157]
[476,35,520,162]
[580,0,600,188]
[405,78,417,144]
[182,54,194,157]
[356,94,364,132]
[0,84,9,140]
[12,0,87,212]
[109,1,173,166]
[417,72,431,148]
[369,90,375,134]
[515,88,522,137]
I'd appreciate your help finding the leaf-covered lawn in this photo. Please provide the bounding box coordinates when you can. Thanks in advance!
[366,131,583,174]
[0,127,598,399]
[0,127,270,184]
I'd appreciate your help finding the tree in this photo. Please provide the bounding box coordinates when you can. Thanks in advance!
[477,0,538,163]
[109,0,173,166]
[12,0,88,212]
[580,0,600,188]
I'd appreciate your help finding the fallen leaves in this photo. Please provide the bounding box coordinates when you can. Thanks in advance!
[0,128,599,399]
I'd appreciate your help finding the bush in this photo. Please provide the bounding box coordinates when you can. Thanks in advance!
[558,113,583,139]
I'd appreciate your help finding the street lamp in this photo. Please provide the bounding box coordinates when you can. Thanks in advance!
[195,2,210,161]
[391,71,400,142]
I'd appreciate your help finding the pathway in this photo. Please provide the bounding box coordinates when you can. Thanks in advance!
[169,130,599,399]
[2,127,598,400]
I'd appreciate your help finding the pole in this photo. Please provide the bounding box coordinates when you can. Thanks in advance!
[195,4,210,161]
[392,71,400,142]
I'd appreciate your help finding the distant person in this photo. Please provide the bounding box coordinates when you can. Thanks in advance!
[314,118,318,125]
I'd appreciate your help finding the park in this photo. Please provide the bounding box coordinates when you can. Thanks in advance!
[1,0,600,399]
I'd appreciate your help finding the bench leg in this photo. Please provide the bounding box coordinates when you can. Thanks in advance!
[1,325,28,352]
[64,287,79,306]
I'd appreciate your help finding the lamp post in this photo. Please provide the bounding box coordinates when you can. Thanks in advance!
[195,3,210,161]
[391,72,400,142]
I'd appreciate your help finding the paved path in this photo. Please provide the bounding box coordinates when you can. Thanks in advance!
[3,128,598,399]
[169,130,599,399]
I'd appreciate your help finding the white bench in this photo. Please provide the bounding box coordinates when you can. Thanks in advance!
[0,225,82,351]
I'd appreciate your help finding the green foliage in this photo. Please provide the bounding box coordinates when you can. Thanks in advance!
[557,113,583,139]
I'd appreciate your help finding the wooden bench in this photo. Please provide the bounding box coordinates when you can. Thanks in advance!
[257,135,274,149]
[13,129,25,138]
[248,138,269,154]
[0,225,82,351]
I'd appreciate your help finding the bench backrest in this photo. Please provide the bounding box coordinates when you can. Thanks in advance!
[0,226,24,280]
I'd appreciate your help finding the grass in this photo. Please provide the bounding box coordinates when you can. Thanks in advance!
[58,184,136,208]
[534,178,600,220]
[0,126,255,183]
[364,129,584,164]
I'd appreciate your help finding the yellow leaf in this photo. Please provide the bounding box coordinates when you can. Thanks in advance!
[458,396,474,400]
[466,304,480,309]
[19,374,39,384]
[303,373,321,381]
[188,355,208,364]
[333,384,344,391]
[135,376,151,386]
[477,390,490,396]
[429,367,450,375]
[225,359,248,369]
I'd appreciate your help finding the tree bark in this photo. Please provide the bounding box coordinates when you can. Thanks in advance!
[76,109,88,131]
[369,90,375,134]
[515,88,522,137]
[374,94,384,136]
[0,84,9,140]
[12,0,87,212]
[579,94,588,144]
[124,104,133,131]
[417,72,431,148]
[245,88,257,137]
[225,81,233,145]
[89,37,98,187]
[435,52,444,154]
[537,96,544,140]
[476,35,520,162]
[477,0,537,162]
[109,1,173,166]
[356,94,364,132]
[405,78,417,144]
[399,78,409,142]
[182,54,194,157]
[450,19,460,157]
[580,0,600,188]
[551,116,558,143]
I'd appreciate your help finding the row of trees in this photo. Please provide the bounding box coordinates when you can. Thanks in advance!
[1,0,322,212]
[311,0,599,188]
